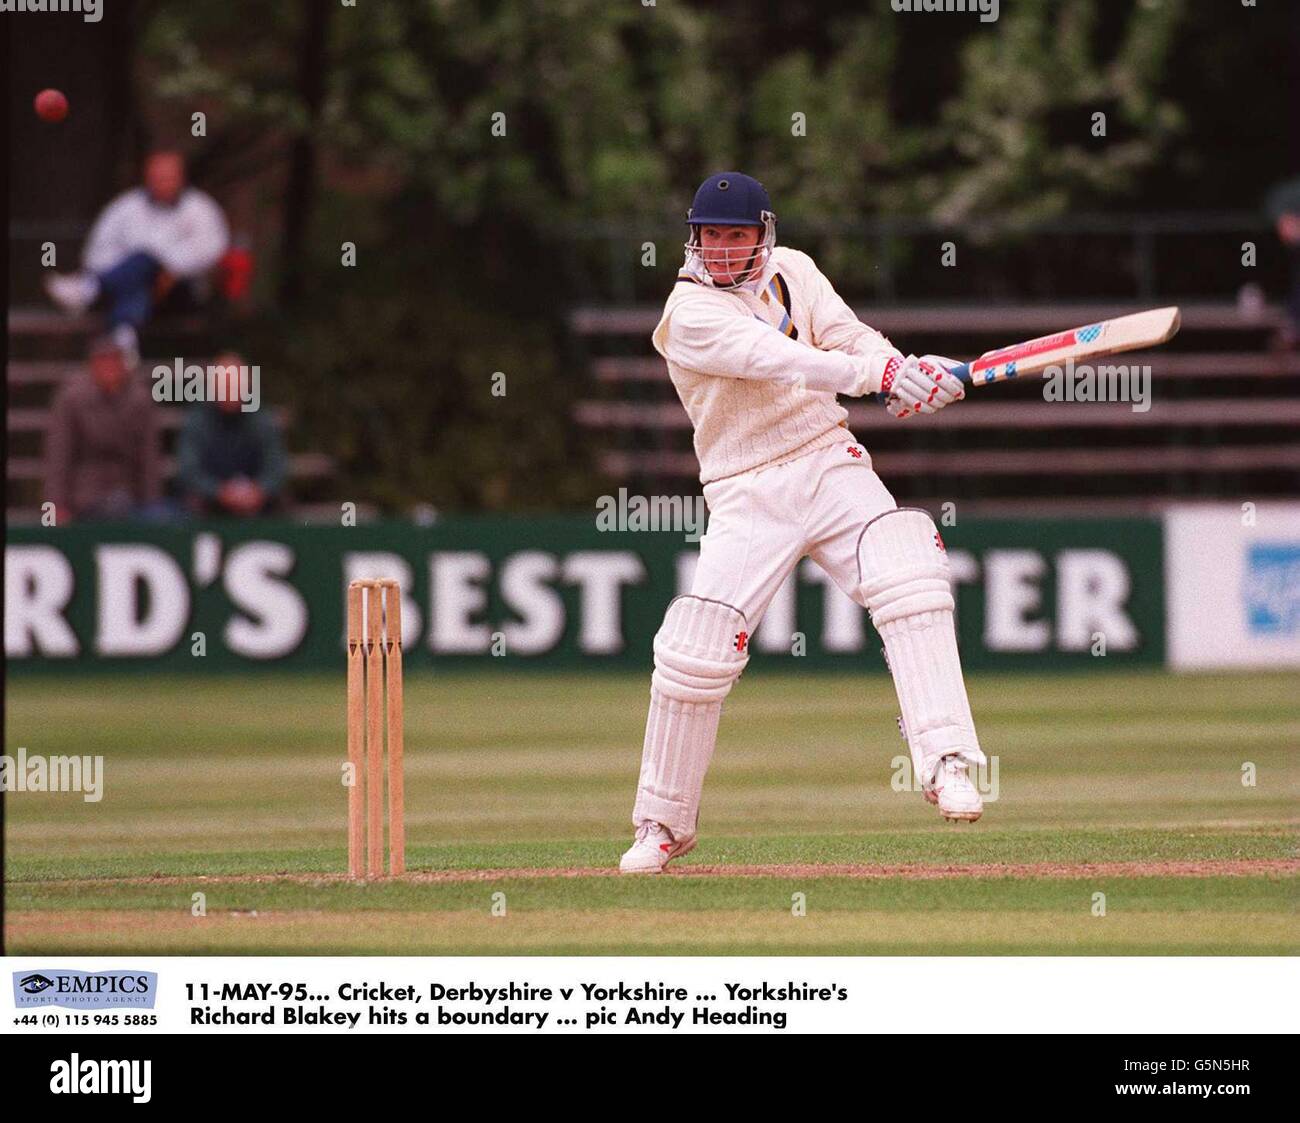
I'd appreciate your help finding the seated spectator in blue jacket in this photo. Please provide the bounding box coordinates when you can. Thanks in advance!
[45,150,230,360]
[175,353,286,516]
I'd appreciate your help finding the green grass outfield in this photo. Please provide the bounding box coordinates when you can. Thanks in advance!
[5,669,1298,955]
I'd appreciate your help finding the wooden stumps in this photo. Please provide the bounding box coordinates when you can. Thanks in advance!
[347,579,405,879]
[346,583,365,881]
[382,580,405,876]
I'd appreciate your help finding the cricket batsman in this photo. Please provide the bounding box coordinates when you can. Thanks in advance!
[620,172,986,873]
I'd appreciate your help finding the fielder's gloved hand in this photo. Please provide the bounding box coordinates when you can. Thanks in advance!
[882,353,965,418]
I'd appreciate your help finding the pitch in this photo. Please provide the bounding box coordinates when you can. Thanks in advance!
[6,670,1297,955]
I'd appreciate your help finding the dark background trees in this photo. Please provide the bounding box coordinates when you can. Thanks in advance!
[10,0,1296,511]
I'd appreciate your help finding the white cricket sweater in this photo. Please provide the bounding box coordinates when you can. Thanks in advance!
[651,246,900,484]
[83,187,230,279]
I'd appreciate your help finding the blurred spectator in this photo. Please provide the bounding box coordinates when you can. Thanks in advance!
[44,150,230,360]
[45,335,161,522]
[176,353,286,516]
[1266,178,1300,350]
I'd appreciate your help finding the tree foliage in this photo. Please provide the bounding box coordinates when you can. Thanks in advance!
[127,0,1281,511]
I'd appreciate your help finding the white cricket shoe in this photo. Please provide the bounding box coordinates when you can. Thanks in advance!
[44,271,100,314]
[618,821,695,873]
[924,754,983,822]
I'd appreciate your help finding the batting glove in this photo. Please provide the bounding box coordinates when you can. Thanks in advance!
[883,353,965,418]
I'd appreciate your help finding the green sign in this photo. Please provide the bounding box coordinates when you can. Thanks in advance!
[5,517,1164,674]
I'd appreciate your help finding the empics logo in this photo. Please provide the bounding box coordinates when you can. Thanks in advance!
[18,973,56,994]
[13,969,158,1009]
[50,1055,152,1104]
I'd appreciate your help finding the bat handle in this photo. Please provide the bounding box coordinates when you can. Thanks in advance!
[872,360,973,404]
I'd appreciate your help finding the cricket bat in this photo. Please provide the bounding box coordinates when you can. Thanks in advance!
[937,305,1182,388]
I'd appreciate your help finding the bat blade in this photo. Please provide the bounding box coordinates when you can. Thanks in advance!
[955,306,1181,386]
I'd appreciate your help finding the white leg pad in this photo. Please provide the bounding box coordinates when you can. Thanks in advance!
[632,596,749,842]
[857,509,984,786]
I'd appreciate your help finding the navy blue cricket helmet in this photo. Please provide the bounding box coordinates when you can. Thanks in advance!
[683,172,777,288]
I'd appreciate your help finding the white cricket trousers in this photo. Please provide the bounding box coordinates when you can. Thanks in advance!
[694,434,896,623]
[631,432,898,840]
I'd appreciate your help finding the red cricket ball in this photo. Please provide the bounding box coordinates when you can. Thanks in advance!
[35,88,69,124]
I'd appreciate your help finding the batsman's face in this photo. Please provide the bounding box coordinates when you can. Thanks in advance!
[699,225,762,285]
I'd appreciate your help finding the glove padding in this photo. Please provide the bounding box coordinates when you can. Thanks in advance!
[884,354,965,418]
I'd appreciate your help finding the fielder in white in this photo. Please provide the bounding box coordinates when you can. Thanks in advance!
[620,172,986,873]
